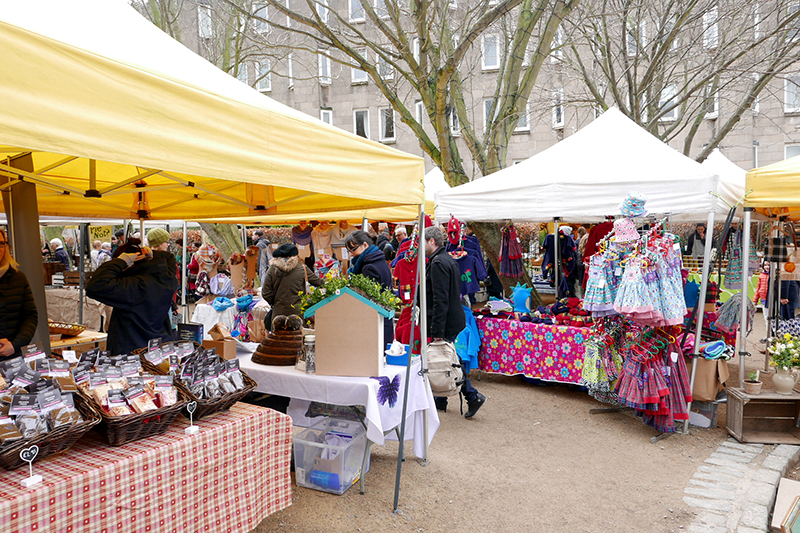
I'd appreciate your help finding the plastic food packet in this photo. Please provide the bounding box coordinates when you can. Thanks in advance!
[141,374,157,399]
[154,375,178,407]
[0,356,25,381]
[89,373,112,408]
[0,414,23,445]
[218,368,235,394]
[104,367,128,389]
[11,366,40,389]
[73,368,91,393]
[189,368,205,399]
[10,393,48,438]
[27,379,55,394]
[204,364,222,399]
[225,359,246,390]
[0,375,6,390]
[180,364,194,389]
[40,389,81,430]
[124,385,158,414]
[22,343,46,365]
[0,387,24,405]
[106,389,133,417]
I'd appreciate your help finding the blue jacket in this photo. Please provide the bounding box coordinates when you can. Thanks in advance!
[455,306,480,373]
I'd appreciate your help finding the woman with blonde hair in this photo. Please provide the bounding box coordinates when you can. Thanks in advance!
[0,228,39,358]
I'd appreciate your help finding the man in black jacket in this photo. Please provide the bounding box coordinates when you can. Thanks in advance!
[424,226,486,418]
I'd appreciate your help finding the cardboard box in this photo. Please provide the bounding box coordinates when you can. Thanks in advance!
[202,338,237,360]
[691,357,730,402]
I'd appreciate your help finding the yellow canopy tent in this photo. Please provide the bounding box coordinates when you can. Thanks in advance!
[0,0,424,219]
[745,155,800,220]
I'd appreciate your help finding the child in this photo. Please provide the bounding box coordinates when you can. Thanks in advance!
[753,261,770,307]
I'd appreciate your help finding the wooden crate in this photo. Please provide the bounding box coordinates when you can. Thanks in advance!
[726,388,800,445]
[63,271,92,286]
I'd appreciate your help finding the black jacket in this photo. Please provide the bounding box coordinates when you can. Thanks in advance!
[353,248,395,343]
[54,248,70,270]
[375,235,394,261]
[86,251,179,355]
[0,267,38,358]
[426,246,466,339]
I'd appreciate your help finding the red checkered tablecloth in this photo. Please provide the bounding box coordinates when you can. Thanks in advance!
[0,402,292,533]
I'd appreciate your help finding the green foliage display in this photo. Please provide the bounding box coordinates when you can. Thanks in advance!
[300,274,401,314]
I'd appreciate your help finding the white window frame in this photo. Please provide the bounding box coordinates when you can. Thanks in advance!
[377,55,394,80]
[659,85,677,122]
[255,60,271,92]
[354,109,370,138]
[320,108,333,125]
[198,5,213,39]
[288,53,294,89]
[553,88,565,129]
[789,2,800,42]
[318,52,332,85]
[514,102,531,132]
[286,0,291,27]
[704,6,719,49]
[415,100,424,124]
[379,106,396,142]
[315,0,329,24]
[550,27,563,63]
[481,34,500,71]
[252,3,269,34]
[449,107,461,136]
[412,38,420,62]
[375,0,389,19]
[705,86,719,119]
[483,98,495,131]
[236,63,248,85]
[785,75,800,113]
[754,3,762,41]
[349,0,365,22]
[785,144,800,159]
[626,20,644,57]
[351,59,368,84]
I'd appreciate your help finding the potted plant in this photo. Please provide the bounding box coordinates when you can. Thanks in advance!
[743,370,762,395]
[767,333,800,394]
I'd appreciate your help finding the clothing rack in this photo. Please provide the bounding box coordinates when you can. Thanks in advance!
[591,215,671,258]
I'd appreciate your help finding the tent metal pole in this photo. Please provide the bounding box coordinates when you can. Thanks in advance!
[182,221,188,323]
[79,223,85,325]
[739,208,753,387]
[139,219,144,240]
[553,218,560,298]
[241,225,247,250]
[419,204,429,466]
[685,211,716,434]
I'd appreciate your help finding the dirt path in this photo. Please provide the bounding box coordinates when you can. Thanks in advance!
[253,315,771,533]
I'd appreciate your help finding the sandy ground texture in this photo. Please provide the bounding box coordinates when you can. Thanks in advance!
[252,314,776,533]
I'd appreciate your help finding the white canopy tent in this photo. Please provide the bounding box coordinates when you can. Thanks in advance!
[434,108,746,223]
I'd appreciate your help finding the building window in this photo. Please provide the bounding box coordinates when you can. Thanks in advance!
[482,34,500,70]
[705,86,719,119]
[354,109,370,138]
[315,0,329,23]
[659,85,677,122]
[553,88,564,129]
[551,27,563,62]
[754,3,762,41]
[448,107,461,136]
[319,52,332,85]
[786,144,800,159]
[483,98,495,131]
[349,0,365,22]
[198,6,213,39]
[236,63,248,85]
[286,0,291,27]
[320,108,333,125]
[375,0,389,19]
[252,3,268,34]
[703,6,718,49]
[377,56,394,80]
[352,50,368,84]
[288,53,294,88]
[627,20,645,56]
[789,2,800,42]
[785,75,800,113]
[256,60,271,92]
[515,102,530,132]
[415,100,424,123]
[412,37,420,62]
[379,107,395,142]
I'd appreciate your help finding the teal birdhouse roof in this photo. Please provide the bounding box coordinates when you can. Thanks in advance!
[304,287,394,319]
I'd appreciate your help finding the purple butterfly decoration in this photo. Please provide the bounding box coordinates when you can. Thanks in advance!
[372,374,400,408]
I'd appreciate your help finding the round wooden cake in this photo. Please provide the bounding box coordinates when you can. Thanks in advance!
[251,315,304,366]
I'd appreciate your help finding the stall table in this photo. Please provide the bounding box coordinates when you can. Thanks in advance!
[51,330,108,351]
[477,317,587,384]
[0,403,292,533]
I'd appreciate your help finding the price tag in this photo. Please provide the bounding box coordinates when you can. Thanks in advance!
[615,267,622,276]
[318,248,325,255]
[62,350,78,364]
[341,249,349,260]
[404,291,411,300]
[298,244,305,250]
[598,278,606,288]
[670,352,679,363]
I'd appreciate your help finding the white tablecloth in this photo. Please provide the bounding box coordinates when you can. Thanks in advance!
[238,353,439,458]
[191,304,236,339]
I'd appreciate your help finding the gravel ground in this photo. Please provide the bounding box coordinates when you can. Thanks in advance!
[252,313,773,533]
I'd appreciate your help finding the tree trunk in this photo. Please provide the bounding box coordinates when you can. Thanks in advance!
[199,223,244,261]
[470,221,542,307]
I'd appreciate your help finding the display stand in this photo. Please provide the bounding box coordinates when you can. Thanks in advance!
[727,388,800,444]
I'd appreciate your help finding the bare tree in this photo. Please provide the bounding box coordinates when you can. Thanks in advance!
[131,0,186,40]
[563,0,800,161]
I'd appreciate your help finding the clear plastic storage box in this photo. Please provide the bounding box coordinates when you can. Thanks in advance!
[293,418,368,495]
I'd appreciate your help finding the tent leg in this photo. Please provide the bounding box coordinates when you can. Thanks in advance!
[553,218,560,299]
[79,223,85,325]
[739,209,753,386]
[139,219,144,240]
[182,221,188,323]
[685,211,716,435]
[419,205,429,467]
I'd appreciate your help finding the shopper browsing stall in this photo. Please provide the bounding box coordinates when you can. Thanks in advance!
[86,237,179,355]
[0,228,38,358]
[346,230,395,343]
[261,243,323,328]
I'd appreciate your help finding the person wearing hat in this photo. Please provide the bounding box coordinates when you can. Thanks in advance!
[146,227,171,252]
[261,243,323,328]
[252,229,271,279]
[87,237,179,355]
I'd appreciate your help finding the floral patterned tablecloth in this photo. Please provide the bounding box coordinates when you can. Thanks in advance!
[477,317,587,384]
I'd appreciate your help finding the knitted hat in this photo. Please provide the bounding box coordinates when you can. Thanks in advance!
[613,217,639,243]
[273,243,298,258]
[146,228,170,248]
[619,192,648,218]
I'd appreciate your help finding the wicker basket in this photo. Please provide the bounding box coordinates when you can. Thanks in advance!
[0,394,101,470]
[82,389,189,446]
[48,320,87,337]
[139,358,256,420]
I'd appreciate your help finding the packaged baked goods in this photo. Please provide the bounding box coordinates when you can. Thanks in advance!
[226,359,246,390]
[10,393,47,438]
[124,385,158,414]
[21,343,46,365]
[0,387,24,405]
[11,366,40,389]
[154,375,178,407]
[73,368,91,393]
[40,390,82,430]
[27,379,55,394]
[0,375,6,391]
[0,356,24,382]
[89,373,112,408]
[141,374,157,399]
[204,364,222,399]
[106,389,133,417]
[143,337,165,366]
[218,368,235,394]
[189,368,205,399]
[104,366,128,389]
[0,413,22,445]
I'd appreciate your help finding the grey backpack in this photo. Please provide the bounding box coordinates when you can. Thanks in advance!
[426,340,464,397]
